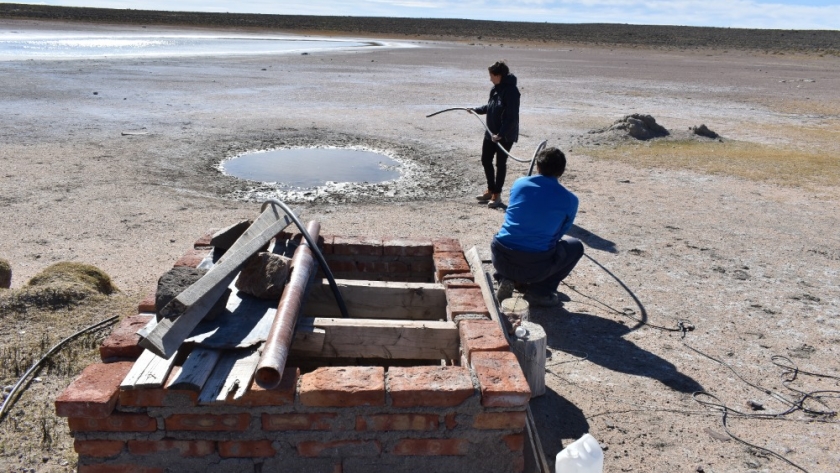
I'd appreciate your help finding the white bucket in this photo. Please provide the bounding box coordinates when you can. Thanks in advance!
[555,433,604,473]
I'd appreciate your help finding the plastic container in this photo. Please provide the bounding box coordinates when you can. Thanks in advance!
[555,433,604,473]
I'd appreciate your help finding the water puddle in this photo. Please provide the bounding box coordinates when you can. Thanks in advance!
[221,148,402,190]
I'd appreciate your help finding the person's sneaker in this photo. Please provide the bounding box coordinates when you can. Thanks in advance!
[495,278,515,302]
[525,292,561,307]
[487,193,503,208]
[476,189,493,201]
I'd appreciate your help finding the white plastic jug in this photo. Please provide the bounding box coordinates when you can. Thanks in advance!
[555,433,604,473]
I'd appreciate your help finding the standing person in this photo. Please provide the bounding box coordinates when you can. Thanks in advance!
[491,147,584,307]
[471,60,520,209]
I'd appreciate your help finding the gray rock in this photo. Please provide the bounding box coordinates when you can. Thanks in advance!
[691,124,719,138]
[235,252,292,300]
[0,258,10,288]
[155,266,230,321]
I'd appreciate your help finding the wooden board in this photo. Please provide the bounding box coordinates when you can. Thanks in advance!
[120,349,178,390]
[198,349,260,404]
[165,347,221,392]
[290,318,458,360]
[140,206,295,358]
[304,279,446,320]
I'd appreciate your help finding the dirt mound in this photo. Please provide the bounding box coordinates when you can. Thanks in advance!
[0,262,117,312]
[0,258,10,289]
[596,114,669,140]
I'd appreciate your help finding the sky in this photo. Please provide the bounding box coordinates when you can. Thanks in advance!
[18,0,840,30]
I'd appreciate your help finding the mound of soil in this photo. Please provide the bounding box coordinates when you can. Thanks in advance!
[0,262,117,312]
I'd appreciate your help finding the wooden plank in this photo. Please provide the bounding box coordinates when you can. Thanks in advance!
[120,349,177,390]
[304,279,446,320]
[139,206,296,358]
[166,347,221,392]
[198,349,260,405]
[291,318,459,360]
[292,324,326,352]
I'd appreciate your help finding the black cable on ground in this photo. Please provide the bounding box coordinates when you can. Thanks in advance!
[261,198,350,319]
[0,314,119,422]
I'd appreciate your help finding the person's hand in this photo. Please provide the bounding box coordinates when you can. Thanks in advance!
[491,134,501,142]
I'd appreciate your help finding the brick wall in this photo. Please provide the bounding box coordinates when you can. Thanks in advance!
[57,233,530,473]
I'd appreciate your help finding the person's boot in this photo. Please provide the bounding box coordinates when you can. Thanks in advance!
[495,278,515,302]
[488,193,503,208]
[476,189,493,201]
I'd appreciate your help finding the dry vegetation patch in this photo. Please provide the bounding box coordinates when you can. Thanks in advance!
[1,264,135,471]
[583,138,840,187]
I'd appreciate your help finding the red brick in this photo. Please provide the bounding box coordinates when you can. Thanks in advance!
[219,440,276,458]
[409,258,436,273]
[459,319,510,362]
[299,366,385,407]
[445,413,458,430]
[356,414,438,431]
[74,440,124,458]
[68,413,157,432]
[446,286,490,317]
[297,440,382,458]
[473,411,527,430]
[504,434,525,452]
[433,252,471,281]
[393,438,469,456]
[137,291,156,313]
[119,366,198,408]
[323,259,358,273]
[193,228,219,248]
[173,248,211,268]
[442,272,474,282]
[432,238,463,254]
[471,351,531,407]
[332,236,383,256]
[128,440,215,457]
[357,260,409,273]
[78,465,163,473]
[230,368,297,406]
[262,413,337,431]
[55,362,134,418]
[388,366,474,407]
[99,314,153,361]
[382,238,434,256]
[165,413,251,431]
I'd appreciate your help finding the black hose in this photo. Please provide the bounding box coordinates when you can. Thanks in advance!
[426,107,531,163]
[261,198,350,319]
[0,314,119,422]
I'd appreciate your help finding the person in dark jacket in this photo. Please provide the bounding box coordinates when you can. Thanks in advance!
[471,60,521,208]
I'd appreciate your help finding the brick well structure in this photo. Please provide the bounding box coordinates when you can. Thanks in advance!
[56,229,531,473]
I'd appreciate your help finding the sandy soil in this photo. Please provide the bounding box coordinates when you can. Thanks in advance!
[1,19,839,473]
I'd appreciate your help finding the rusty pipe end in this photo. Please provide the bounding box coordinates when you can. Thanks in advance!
[255,366,282,389]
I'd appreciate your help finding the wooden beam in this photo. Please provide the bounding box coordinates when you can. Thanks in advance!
[139,205,295,358]
[291,318,459,360]
[304,279,446,320]
[165,347,221,392]
[120,349,178,390]
[198,349,260,404]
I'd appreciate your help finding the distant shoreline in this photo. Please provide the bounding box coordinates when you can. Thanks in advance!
[2,3,839,54]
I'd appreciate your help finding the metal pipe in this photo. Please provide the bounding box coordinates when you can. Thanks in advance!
[255,220,320,388]
[261,198,349,320]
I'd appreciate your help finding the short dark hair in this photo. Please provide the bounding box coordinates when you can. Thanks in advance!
[536,147,566,177]
[488,61,510,77]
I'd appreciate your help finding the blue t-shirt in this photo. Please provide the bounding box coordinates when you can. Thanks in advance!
[495,175,578,252]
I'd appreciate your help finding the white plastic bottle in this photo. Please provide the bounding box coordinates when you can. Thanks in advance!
[555,433,604,473]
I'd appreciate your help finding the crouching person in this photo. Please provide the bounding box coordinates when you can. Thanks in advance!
[491,147,584,307]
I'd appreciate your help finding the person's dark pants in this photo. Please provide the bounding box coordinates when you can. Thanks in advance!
[491,236,585,297]
[481,137,513,194]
